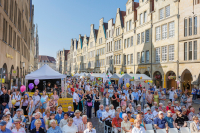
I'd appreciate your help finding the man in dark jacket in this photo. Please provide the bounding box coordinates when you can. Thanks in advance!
[0,89,9,113]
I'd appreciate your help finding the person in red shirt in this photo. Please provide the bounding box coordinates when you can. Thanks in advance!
[170,104,175,114]
[112,112,122,133]
[166,101,172,111]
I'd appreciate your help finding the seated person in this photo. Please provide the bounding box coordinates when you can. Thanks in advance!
[12,109,26,128]
[59,112,69,129]
[154,111,169,131]
[47,119,62,133]
[144,108,153,124]
[127,111,134,125]
[11,119,26,133]
[175,111,187,129]
[45,113,58,130]
[30,112,45,130]
[132,119,146,133]
[102,106,112,132]
[67,106,74,117]
[190,116,200,133]
[30,119,45,133]
[164,110,175,128]
[97,105,105,121]
[112,112,122,133]
[188,107,197,121]
[0,120,12,133]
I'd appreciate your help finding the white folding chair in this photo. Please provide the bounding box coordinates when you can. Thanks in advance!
[168,128,178,133]
[180,127,190,133]
[156,129,166,133]
[186,121,193,129]
[146,124,153,130]
[146,130,155,133]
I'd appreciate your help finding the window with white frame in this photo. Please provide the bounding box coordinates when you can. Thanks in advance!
[189,41,192,60]
[131,36,133,46]
[169,22,175,38]
[141,51,144,63]
[137,52,140,64]
[162,24,167,39]
[146,50,149,63]
[189,18,192,36]
[184,42,187,60]
[156,47,160,62]
[168,45,174,61]
[124,55,126,65]
[127,38,130,48]
[140,13,143,25]
[156,27,161,41]
[90,42,93,48]
[119,55,121,64]
[116,41,118,50]
[131,54,133,64]
[184,19,187,37]
[115,41,117,51]
[137,33,140,44]
[165,5,170,18]
[117,55,119,64]
[159,8,164,20]
[119,40,121,49]
[118,28,120,35]
[141,32,144,43]
[126,21,129,32]
[194,41,197,60]
[124,39,127,48]
[162,46,167,62]
[127,54,130,65]
[146,30,150,42]
[194,16,197,35]
[144,11,147,23]
[129,20,132,30]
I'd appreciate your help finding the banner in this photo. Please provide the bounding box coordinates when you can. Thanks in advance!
[124,78,130,85]
[58,98,73,112]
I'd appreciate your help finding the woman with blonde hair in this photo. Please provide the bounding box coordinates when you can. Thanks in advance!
[48,96,56,113]
[132,119,146,133]
[121,113,132,133]
[153,91,159,105]
[31,119,45,133]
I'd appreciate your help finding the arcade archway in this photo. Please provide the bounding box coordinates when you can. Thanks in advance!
[181,69,193,92]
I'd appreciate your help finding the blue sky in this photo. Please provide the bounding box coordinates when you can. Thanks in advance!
[33,0,139,58]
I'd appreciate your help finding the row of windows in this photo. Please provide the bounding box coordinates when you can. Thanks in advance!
[184,16,197,37]
[106,29,114,38]
[140,11,147,25]
[124,37,133,48]
[137,30,150,44]
[137,51,150,64]
[114,55,121,65]
[156,21,174,41]
[159,5,170,20]
[155,45,174,63]
[126,20,132,32]
[96,59,105,67]
[106,56,113,65]
[184,41,197,61]
[88,51,95,58]
[99,38,103,44]
[115,40,121,51]
[96,48,105,56]
[106,42,113,52]
[124,54,134,65]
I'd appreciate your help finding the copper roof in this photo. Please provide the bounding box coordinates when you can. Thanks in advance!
[38,55,56,63]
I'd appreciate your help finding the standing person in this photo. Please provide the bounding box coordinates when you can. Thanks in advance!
[167,87,176,102]
[52,90,59,109]
[159,91,166,105]
[78,90,84,112]
[53,84,60,98]
[7,90,12,112]
[32,91,40,109]
[94,91,101,117]
[40,90,48,114]
[192,87,197,100]
[112,91,120,110]
[132,89,139,106]
[146,90,153,108]
[176,87,182,101]
[86,91,93,119]
[73,90,79,111]
[186,93,192,108]
[48,96,56,113]
[0,89,9,113]
[11,89,21,115]
[127,90,134,108]
[20,94,29,115]
[103,93,110,107]
[28,96,34,123]
[153,91,159,105]
[181,90,188,106]
[120,93,127,107]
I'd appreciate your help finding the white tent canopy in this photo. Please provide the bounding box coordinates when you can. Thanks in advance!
[110,74,125,79]
[99,73,107,78]
[25,64,66,80]
[121,74,151,80]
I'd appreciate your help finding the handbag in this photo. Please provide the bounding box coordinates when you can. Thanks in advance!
[87,102,92,107]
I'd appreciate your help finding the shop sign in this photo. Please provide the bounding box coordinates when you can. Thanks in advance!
[138,66,147,69]
[12,70,17,77]
[0,78,5,83]
[6,54,13,59]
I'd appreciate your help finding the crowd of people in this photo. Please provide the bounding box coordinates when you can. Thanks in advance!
[0,77,199,133]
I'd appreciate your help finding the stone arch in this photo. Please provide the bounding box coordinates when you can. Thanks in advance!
[144,71,150,77]
[2,63,8,82]
[181,69,193,92]
[136,71,141,74]
[130,71,133,74]
[166,70,176,89]
[153,71,162,88]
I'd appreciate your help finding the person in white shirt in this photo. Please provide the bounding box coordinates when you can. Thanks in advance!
[167,87,176,102]
[32,91,40,109]
[84,122,96,133]
[73,90,79,111]
[174,101,181,111]
[109,104,115,118]
[62,118,78,133]
[11,119,26,133]
[85,83,90,92]
[153,107,159,118]
[132,119,146,133]
[102,106,112,129]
